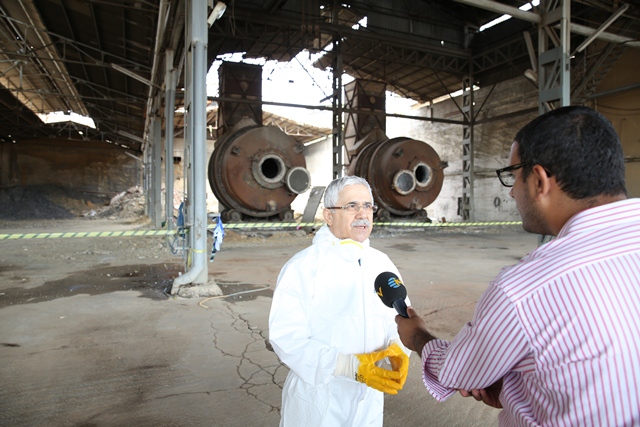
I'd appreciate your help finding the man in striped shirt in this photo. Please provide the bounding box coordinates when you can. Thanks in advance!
[396,106,639,426]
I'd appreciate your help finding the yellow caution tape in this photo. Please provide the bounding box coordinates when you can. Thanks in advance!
[0,221,522,240]
[373,221,523,227]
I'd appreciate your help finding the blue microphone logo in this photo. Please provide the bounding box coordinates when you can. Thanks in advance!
[387,277,403,288]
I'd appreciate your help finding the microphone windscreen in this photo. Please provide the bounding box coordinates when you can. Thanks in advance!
[374,271,407,308]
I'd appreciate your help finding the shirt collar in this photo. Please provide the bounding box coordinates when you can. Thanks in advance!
[557,198,640,238]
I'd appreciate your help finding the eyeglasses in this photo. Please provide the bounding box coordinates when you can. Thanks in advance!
[327,202,378,213]
[496,162,552,187]
[495,162,531,187]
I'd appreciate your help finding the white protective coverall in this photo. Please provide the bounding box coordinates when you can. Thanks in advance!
[269,225,410,427]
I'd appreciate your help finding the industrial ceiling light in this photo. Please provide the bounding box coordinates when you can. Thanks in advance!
[479,0,540,32]
[208,2,227,27]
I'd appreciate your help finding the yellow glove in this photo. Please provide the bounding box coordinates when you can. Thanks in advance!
[355,348,403,394]
[335,347,404,394]
[386,341,410,388]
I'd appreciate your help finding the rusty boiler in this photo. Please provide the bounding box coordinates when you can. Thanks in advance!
[344,79,445,221]
[208,62,311,221]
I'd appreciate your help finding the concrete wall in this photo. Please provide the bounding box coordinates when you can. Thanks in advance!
[382,49,640,221]
[385,76,539,222]
[289,135,334,220]
[0,138,140,197]
[169,137,218,215]
[593,49,640,198]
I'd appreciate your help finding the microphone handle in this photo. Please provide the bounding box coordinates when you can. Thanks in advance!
[393,299,408,318]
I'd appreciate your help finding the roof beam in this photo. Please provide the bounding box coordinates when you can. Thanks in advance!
[452,0,541,23]
[453,0,640,48]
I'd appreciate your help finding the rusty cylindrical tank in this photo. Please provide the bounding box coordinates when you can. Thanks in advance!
[208,123,311,221]
[348,136,445,221]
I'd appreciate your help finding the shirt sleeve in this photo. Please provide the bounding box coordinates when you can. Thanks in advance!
[420,282,530,401]
[268,254,341,387]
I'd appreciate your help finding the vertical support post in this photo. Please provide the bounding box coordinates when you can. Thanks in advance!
[193,7,209,282]
[143,140,150,217]
[538,0,571,113]
[184,42,195,252]
[170,0,209,293]
[330,1,343,179]
[152,111,163,228]
[536,0,570,247]
[331,36,343,180]
[460,76,474,221]
[164,49,176,231]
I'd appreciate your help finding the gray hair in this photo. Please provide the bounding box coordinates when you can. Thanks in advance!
[323,176,374,207]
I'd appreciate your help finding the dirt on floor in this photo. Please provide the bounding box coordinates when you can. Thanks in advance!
[0,184,536,426]
[0,184,145,221]
[0,182,313,311]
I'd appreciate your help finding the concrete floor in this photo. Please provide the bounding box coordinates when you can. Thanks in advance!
[0,219,538,426]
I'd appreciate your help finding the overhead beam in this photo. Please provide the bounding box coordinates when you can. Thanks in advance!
[453,0,640,48]
[142,0,171,152]
[573,3,629,53]
[570,21,639,47]
[452,0,540,23]
[111,63,153,86]
[214,6,470,60]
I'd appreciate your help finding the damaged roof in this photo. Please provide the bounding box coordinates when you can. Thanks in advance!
[0,0,638,151]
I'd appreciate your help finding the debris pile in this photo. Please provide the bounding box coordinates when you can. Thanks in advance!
[0,185,101,220]
[85,186,145,220]
[0,185,146,221]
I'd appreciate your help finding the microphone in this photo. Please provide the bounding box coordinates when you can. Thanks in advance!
[374,271,408,318]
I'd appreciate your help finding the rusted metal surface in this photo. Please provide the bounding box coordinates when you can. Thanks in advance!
[208,123,311,221]
[212,62,310,221]
[348,136,445,220]
[343,79,386,153]
[217,62,263,137]
[342,78,444,220]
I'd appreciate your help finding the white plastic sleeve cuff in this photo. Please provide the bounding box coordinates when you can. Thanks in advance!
[334,353,358,379]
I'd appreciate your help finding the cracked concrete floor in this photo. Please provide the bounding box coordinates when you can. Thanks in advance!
[0,219,538,426]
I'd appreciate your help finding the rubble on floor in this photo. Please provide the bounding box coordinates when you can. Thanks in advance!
[0,185,144,221]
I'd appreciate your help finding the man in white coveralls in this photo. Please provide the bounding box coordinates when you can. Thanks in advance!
[269,176,411,427]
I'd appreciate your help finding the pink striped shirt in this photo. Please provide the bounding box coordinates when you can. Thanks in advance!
[421,199,640,426]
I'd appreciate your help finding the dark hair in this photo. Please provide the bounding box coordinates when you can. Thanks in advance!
[515,106,626,199]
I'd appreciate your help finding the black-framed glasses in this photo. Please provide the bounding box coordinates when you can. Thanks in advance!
[495,162,532,187]
[327,202,378,214]
[496,162,552,187]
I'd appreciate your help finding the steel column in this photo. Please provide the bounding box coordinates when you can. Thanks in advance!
[460,76,475,221]
[538,0,571,113]
[331,36,343,179]
[164,49,176,232]
[170,0,209,293]
[152,111,163,228]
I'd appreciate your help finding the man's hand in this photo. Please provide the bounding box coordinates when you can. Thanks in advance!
[459,378,504,409]
[395,306,436,354]
[386,341,409,387]
[354,347,403,394]
[336,346,405,395]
